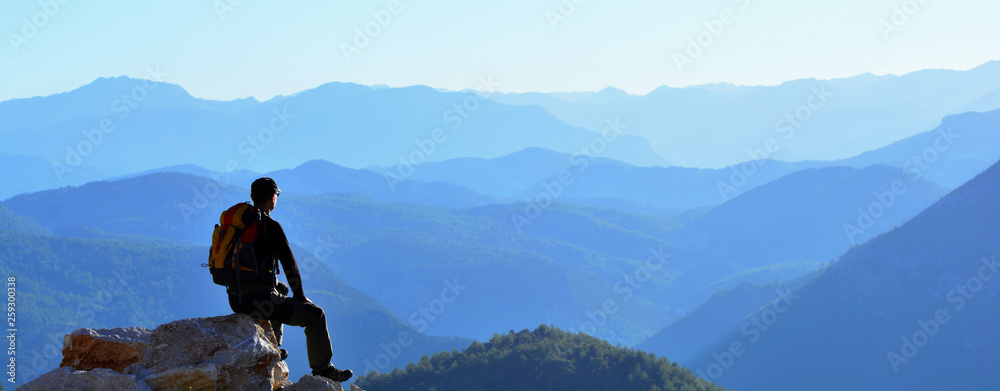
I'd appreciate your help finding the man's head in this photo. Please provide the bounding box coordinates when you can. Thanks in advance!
[251,177,281,213]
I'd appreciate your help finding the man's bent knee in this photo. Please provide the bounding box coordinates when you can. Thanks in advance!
[275,282,290,296]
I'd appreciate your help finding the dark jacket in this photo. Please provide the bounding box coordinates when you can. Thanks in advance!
[227,212,305,298]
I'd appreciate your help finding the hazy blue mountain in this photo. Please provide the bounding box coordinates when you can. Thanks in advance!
[370,109,997,216]
[0,78,668,179]
[4,172,244,243]
[379,147,804,210]
[488,61,1000,168]
[0,231,469,387]
[681,165,947,271]
[4,161,955,355]
[1,104,240,186]
[637,274,817,365]
[245,197,687,345]
[263,159,509,207]
[513,156,804,211]
[958,86,1000,113]
[0,76,258,133]
[370,147,580,198]
[557,196,684,219]
[829,109,1000,188]
[0,153,106,200]
[251,82,667,168]
[0,201,51,235]
[3,173,690,345]
[2,152,504,210]
[110,164,260,184]
[687,159,1000,390]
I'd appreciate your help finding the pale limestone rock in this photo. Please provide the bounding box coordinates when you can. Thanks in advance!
[141,363,221,391]
[279,375,366,391]
[18,366,151,391]
[134,314,288,390]
[60,326,151,372]
[19,314,302,391]
[282,374,341,391]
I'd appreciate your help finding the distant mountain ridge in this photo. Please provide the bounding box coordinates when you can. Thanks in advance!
[688,158,1000,390]
[637,274,818,365]
[263,159,509,207]
[373,147,804,211]
[0,76,258,133]
[682,164,947,269]
[371,108,997,214]
[0,77,668,185]
[4,72,998,204]
[2,172,688,345]
[0,201,51,235]
[7,164,951,350]
[488,61,1000,167]
[829,109,1000,188]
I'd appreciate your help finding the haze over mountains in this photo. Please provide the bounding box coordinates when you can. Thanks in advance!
[0,157,963,347]
[2,64,998,204]
[685,158,1000,390]
[3,62,1000,389]
[489,61,1000,168]
[0,218,470,384]
[0,76,666,184]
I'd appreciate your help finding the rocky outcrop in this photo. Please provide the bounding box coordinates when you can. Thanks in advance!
[18,314,363,391]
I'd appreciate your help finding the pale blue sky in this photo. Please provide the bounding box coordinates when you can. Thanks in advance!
[2,0,998,101]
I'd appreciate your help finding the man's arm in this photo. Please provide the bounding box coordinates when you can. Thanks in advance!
[269,219,306,300]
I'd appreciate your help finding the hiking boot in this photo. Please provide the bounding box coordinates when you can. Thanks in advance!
[279,349,288,361]
[313,364,353,382]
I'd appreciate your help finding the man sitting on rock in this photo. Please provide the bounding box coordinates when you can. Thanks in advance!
[229,177,353,382]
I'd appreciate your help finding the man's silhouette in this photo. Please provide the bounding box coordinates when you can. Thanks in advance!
[229,177,353,382]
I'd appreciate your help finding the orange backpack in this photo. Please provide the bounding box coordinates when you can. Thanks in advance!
[207,202,262,292]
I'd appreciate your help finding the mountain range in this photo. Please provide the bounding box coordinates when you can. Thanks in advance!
[2,173,682,345]
[488,61,1000,168]
[685,158,1000,390]
[4,63,1000,389]
[0,62,1000,202]
[3,155,953,350]
[0,204,469,387]
[0,76,667,187]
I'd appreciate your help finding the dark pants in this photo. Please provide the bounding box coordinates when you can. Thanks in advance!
[229,282,333,370]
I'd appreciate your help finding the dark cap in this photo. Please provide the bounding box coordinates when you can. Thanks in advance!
[251,177,281,202]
